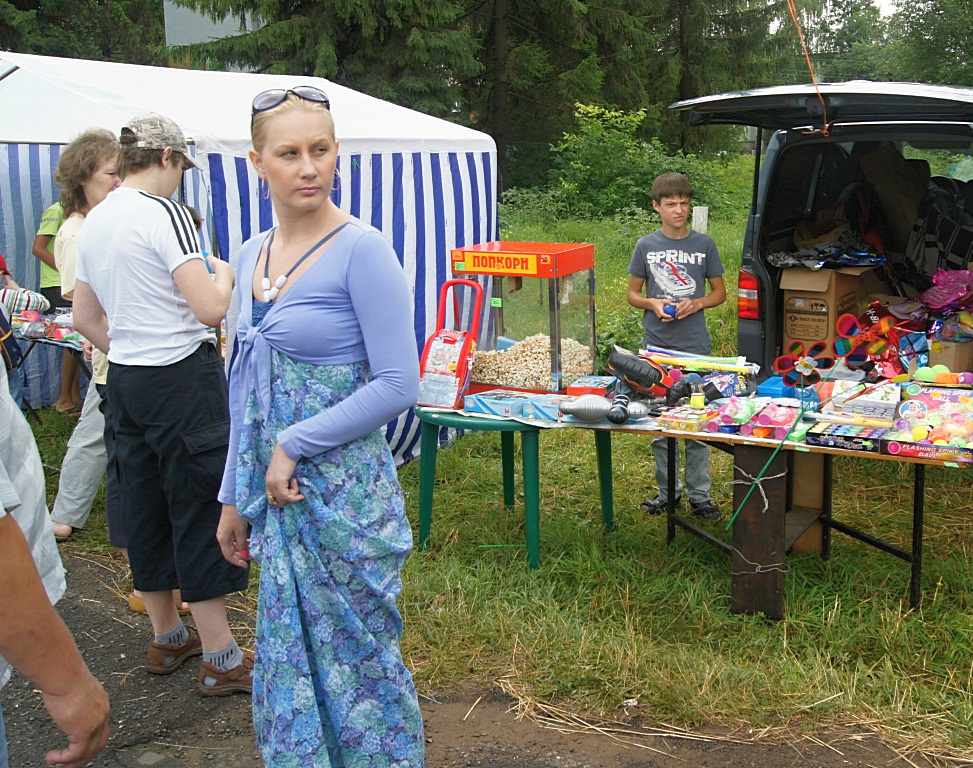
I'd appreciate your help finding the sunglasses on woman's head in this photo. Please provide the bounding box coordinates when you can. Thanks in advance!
[251,86,331,116]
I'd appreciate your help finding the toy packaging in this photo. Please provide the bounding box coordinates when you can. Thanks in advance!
[566,375,616,397]
[878,377,973,461]
[418,279,483,409]
[658,405,717,432]
[738,403,799,439]
[464,389,534,417]
[522,393,577,421]
[805,422,887,452]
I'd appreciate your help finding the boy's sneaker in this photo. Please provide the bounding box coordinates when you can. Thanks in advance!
[639,495,680,515]
[690,499,721,521]
[197,651,254,697]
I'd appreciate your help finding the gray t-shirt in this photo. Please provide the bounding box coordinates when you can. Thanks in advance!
[628,229,724,355]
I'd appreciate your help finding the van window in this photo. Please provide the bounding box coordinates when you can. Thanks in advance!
[763,143,854,241]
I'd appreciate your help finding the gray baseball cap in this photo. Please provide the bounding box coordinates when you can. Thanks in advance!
[120,113,202,170]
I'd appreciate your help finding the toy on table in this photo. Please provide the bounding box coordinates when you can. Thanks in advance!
[658,404,717,432]
[912,364,973,386]
[560,394,650,423]
[704,396,758,434]
[832,312,893,368]
[886,392,973,447]
[607,394,631,424]
[604,345,672,398]
[738,403,798,439]
[418,278,483,409]
[566,375,616,397]
[522,394,577,421]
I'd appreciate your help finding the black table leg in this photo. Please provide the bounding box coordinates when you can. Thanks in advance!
[911,463,925,610]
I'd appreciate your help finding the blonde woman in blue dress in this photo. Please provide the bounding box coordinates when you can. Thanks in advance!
[216,87,423,767]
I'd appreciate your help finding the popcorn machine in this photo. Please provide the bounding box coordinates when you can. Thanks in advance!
[451,241,596,392]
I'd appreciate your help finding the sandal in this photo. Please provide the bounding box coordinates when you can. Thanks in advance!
[146,627,202,675]
[197,651,254,697]
[55,403,83,415]
[128,590,191,616]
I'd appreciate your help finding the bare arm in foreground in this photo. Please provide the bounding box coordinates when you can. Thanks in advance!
[0,515,109,766]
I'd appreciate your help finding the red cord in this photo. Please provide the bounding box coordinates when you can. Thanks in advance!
[787,0,831,136]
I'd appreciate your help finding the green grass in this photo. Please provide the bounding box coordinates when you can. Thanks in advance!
[393,427,973,757]
[30,210,973,760]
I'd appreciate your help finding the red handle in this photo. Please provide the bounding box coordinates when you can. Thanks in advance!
[435,278,483,334]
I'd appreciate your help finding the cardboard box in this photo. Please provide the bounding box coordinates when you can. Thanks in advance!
[658,406,715,432]
[781,266,873,349]
[463,389,534,417]
[927,339,973,373]
[566,375,616,397]
[805,422,887,452]
[522,394,576,421]
[900,382,972,407]
[880,439,973,463]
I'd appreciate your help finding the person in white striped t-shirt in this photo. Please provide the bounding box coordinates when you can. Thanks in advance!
[73,113,252,698]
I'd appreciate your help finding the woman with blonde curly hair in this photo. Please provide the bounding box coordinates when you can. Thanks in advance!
[54,129,120,221]
[48,130,121,545]
[54,129,120,298]
[37,130,118,415]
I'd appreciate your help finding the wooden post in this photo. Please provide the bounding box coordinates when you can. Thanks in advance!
[731,444,787,619]
[692,206,708,233]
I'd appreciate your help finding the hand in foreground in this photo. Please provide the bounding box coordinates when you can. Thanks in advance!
[42,667,109,767]
[265,443,305,508]
[81,341,93,365]
[217,504,250,568]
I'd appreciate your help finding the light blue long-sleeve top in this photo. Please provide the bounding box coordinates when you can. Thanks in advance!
[218,217,419,505]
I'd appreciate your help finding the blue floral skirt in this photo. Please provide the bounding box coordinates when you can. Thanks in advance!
[236,352,424,768]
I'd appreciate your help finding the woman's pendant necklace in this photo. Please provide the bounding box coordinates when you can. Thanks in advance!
[262,222,348,302]
[261,274,287,302]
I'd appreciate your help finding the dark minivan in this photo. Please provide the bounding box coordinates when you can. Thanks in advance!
[671,82,973,374]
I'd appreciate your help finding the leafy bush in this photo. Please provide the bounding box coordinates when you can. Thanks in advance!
[693,152,755,221]
[503,103,752,222]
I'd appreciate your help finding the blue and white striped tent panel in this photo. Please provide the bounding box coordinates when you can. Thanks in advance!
[202,148,498,462]
[1,143,497,461]
[0,143,64,405]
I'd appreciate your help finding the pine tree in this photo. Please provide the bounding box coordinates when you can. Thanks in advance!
[171,0,481,119]
[461,0,658,187]
[0,0,164,64]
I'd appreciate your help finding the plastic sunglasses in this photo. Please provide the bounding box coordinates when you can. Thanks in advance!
[251,86,331,116]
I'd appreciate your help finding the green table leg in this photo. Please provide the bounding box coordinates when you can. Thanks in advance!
[595,430,614,532]
[418,420,439,549]
[501,431,516,509]
[521,430,541,569]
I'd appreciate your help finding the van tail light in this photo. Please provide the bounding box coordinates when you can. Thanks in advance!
[737,269,760,320]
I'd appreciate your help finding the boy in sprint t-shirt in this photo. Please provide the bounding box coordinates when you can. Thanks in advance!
[627,172,726,520]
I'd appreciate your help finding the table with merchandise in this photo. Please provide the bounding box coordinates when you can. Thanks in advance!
[416,350,973,620]
[416,240,973,619]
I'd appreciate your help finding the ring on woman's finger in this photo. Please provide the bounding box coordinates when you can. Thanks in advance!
[267,491,278,505]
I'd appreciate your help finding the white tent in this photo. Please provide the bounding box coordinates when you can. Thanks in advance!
[0,52,497,461]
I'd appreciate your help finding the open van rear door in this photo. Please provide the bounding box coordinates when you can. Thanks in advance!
[670,82,973,130]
